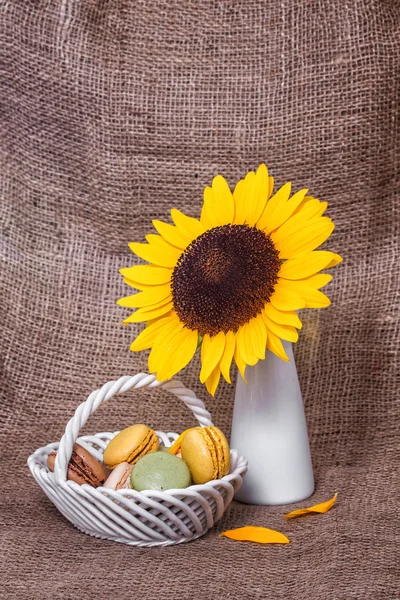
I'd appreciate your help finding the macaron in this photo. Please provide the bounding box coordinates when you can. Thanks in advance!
[103,462,132,490]
[180,426,230,484]
[130,451,191,492]
[103,424,159,469]
[47,443,110,487]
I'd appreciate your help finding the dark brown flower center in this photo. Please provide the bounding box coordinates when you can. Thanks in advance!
[171,224,280,336]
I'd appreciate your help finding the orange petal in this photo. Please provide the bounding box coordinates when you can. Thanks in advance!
[168,429,191,455]
[220,526,290,545]
[284,493,338,519]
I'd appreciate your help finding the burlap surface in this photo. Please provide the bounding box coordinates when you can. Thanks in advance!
[1,1,399,598]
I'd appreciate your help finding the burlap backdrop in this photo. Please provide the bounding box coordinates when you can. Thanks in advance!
[1,1,399,598]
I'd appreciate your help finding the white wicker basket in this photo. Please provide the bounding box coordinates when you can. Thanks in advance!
[28,373,248,547]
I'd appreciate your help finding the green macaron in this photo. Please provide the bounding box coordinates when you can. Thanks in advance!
[130,451,191,492]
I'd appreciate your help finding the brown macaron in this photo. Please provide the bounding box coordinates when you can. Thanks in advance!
[47,443,110,487]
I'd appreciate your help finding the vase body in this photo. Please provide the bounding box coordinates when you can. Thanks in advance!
[231,341,314,505]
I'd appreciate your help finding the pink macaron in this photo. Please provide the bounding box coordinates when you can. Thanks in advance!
[103,462,133,490]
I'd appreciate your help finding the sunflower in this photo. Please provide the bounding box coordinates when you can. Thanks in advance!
[118,165,341,395]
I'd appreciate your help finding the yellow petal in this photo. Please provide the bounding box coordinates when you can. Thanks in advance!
[220,526,290,545]
[262,312,299,343]
[257,181,292,231]
[129,314,176,351]
[234,342,247,382]
[268,176,274,198]
[152,327,198,380]
[201,186,219,229]
[270,203,328,248]
[270,285,306,311]
[123,300,174,323]
[248,316,267,360]
[202,175,235,227]
[122,278,153,291]
[120,265,172,285]
[264,303,302,329]
[275,217,335,259]
[263,188,308,235]
[117,284,171,308]
[279,279,331,308]
[232,178,246,224]
[219,330,236,384]
[205,364,221,396]
[200,331,226,383]
[293,196,328,220]
[238,164,270,226]
[236,322,258,366]
[152,219,190,249]
[147,318,184,372]
[297,273,332,288]
[284,493,338,519]
[170,209,205,241]
[278,251,342,280]
[129,241,182,268]
[266,330,289,361]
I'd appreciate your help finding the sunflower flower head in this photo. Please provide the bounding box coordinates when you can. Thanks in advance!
[118,165,342,395]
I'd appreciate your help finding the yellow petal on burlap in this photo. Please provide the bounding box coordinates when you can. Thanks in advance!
[205,364,221,396]
[234,164,270,226]
[278,251,342,280]
[117,284,171,308]
[232,178,246,224]
[274,217,335,259]
[152,326,198,381]
[293,196,328,220]
[257,181,292,231]
[298,273,332,289]
[147,317,185,372]
[123,300,174,323]
[129,240,182,268]
[284,493,338,519]
[170,209,205,242]
[277,278,331,308]
[200,331,226,383]
[201,186,219,229]
[152,219,191,250]
[201,175,235,229]
[120,265,173,285]
[129,313,177,351]
[220,526,290,545]
[268,176,274,198]
[219,330,236,384]
[263,188,308,235]
[264,303,303,329]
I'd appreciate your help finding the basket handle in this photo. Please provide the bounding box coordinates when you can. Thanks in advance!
[54,373,213,484]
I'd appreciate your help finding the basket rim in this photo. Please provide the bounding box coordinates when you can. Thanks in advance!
[28,431,248,501]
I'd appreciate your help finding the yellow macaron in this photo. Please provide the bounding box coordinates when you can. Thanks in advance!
[103,424,159,469]
[180,426,230,484]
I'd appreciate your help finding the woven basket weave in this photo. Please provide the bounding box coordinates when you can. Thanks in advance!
[27,373,248,547]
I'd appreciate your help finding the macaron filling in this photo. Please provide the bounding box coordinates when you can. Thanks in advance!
[205,427,226,478]
[126,430,158,465]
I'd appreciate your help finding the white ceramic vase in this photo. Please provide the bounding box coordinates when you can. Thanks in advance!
[230,341,314,505]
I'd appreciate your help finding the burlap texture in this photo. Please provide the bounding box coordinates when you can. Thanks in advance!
[1,1,399,598]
